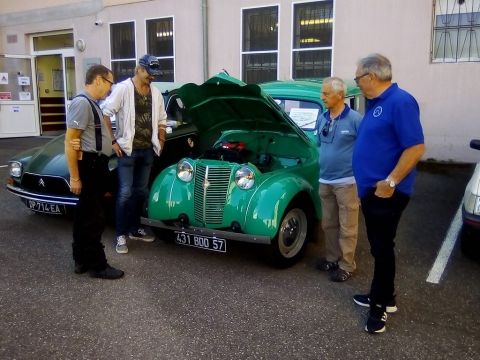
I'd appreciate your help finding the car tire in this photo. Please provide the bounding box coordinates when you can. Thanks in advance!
[460,224,480,262]
[268,206,308,268]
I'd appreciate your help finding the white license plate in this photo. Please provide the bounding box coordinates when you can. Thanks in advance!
[28,200,65,215]
[174,231,226,253]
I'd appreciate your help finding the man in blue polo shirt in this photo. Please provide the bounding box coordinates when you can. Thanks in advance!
[352,54,425,334]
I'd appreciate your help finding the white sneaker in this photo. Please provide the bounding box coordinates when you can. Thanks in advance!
[115,235,128,254]
[129,228,155,242]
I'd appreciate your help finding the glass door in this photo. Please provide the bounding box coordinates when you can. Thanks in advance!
[0,55,40,137]
[63,55,76,114]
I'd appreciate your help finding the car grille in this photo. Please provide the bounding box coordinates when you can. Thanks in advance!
[194,164,231,224]
[21,173,71,196]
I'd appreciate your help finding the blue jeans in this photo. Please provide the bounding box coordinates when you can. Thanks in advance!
[116,148,154,237]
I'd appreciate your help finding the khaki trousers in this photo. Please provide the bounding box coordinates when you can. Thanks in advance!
[319,183,359,272]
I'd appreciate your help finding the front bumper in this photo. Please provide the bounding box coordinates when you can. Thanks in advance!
[462,206,480,230]
[6,183,78,206]
[141,217,272,245]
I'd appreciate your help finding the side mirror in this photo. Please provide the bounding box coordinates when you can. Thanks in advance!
[470,139,480,151]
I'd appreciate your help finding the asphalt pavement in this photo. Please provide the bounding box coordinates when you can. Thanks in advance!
[0,136,479,360]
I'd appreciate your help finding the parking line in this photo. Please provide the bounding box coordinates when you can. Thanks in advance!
[426,203,462,284]
[0,165,8,168]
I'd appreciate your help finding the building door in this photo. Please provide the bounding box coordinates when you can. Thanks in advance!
[0,54,40,138]
[32,31,75,134]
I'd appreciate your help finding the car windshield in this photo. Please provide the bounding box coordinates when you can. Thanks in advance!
[273,99,322,131]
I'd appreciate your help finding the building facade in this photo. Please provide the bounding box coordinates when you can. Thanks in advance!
[0,0,478,162]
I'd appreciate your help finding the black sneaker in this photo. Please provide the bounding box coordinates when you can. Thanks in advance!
[353,294,398,314]
[89,265,124,280]
[315,258,339,272]
[365,305,387,334]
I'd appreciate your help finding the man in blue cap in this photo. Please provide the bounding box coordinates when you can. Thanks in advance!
[102,54,168,254]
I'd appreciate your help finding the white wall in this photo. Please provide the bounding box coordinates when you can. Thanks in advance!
[1,0,479,162]
[334,0,480,163]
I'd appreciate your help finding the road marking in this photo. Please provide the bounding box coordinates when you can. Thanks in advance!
[0,165,8,168]
[426,203,462,284]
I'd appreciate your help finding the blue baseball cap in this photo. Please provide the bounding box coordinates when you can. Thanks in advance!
[138,54,161,76]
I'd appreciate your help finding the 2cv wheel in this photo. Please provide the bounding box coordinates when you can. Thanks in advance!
[269,207,309,268]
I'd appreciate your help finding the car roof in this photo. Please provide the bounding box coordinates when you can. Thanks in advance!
[260,78,362,102]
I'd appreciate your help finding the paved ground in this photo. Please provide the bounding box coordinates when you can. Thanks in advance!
[0,136,479,360]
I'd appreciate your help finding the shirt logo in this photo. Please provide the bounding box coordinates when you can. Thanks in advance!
[373,106,383,117]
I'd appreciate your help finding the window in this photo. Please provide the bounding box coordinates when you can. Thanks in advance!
[292,1,333,78]
[432,0,480,62]
[110,21,136,82]
[242,6,278,84]
[146,17,175,81]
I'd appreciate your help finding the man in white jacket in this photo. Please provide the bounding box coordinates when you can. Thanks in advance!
[102,54,167,254]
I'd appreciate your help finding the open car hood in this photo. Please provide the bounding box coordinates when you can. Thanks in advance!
[176,73,310,142]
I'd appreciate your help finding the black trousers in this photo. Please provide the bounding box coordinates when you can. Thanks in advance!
[360,189,410,309]
[72,153,110,271]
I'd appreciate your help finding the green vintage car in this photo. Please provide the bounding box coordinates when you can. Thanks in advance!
[141,74,323,267]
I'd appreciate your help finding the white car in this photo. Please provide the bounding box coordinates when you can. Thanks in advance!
[461,139,480,260]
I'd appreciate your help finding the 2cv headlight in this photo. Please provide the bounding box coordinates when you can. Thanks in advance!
[9,161,23,178]
[176,159,194,182]
[235,166,255,190]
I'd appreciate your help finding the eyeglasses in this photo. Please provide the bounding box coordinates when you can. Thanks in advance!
[321,119,332,137]
[354,73,369,84]
[143,59,160,69]
[148,60,160,69]
[101,77,114,86]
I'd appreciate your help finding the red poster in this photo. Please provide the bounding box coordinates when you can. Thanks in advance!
[0,92,12,100]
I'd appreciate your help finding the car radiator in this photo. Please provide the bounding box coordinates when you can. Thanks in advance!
[194,164,231,224]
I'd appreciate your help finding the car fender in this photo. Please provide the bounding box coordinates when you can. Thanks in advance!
[242,173,320,238]
[147,165,195,220]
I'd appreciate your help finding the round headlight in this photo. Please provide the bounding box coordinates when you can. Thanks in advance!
[235,167,255,190]
[9,161,22,178]
[176,159,194,182]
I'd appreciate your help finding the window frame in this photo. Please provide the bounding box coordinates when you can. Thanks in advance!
[240,4,280,84]
[109,20,137,82]
[431,0,480,63]
[145,16,176,82]
[291,0,334,79]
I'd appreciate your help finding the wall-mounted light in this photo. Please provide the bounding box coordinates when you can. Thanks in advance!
[76,39,86,52]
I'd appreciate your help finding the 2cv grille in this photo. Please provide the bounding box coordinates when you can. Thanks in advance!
[194,164,232,224]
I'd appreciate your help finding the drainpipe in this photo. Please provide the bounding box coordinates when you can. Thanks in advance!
[202,0,208,81]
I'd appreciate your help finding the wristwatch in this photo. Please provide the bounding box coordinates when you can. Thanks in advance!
[385,177,396,188]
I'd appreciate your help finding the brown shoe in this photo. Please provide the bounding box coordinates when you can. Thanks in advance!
[316,258,339,272]
[329,268,352,282]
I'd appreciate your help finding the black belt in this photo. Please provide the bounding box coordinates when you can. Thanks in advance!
[82,152,109,161]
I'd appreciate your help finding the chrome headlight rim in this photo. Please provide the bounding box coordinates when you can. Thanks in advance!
[235,166,255,190]
[176,159,194,182]
[9,161,23,178]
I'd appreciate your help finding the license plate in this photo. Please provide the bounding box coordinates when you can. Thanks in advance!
[27,200,65,215]
[174,231,226,253]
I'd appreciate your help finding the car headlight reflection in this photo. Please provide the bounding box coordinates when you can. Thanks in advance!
[9,161,22,178]
[235,167,255,190]
[176,159,194,182]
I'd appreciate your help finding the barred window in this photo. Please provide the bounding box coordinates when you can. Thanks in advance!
[292,1,333,78]
[110,21,136,82]
[432,0,480,62]
[146,17,175,82]
[242,6,278,84]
